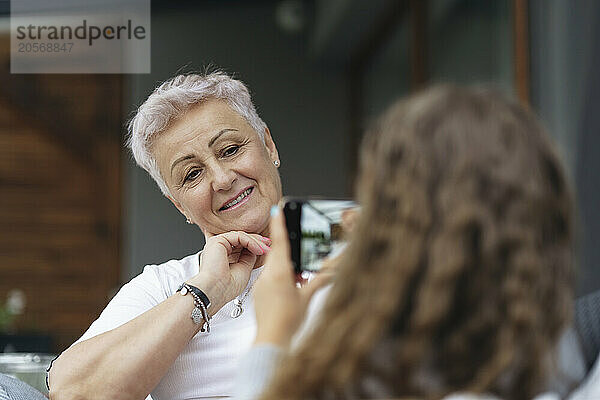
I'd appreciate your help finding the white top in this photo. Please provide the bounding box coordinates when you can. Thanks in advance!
[569,349,600,400]
[77,252,263,400]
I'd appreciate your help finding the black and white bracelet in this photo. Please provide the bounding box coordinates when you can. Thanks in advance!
[177,283,211,333]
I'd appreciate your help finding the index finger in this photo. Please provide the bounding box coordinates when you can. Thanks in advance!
[214,231,266,257]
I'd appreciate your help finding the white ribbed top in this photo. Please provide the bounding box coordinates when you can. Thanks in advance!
[78,252,262,400]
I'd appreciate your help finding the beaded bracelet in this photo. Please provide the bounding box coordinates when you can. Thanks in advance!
[177,283,211,333]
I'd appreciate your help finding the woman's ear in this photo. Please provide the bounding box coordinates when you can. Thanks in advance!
[263,127,279,162]
[168,195,212,237]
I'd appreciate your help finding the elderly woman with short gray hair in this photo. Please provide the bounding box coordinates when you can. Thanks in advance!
[48,72,291,400]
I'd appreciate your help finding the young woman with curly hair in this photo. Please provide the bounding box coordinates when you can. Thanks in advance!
[239,85,577,400]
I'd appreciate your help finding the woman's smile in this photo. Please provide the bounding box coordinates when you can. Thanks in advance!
[218,186,254,212]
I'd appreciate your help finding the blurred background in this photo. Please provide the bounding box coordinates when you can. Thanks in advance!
[0,0,598,354]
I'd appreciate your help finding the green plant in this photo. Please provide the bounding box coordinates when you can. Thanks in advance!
[0,303,16,333]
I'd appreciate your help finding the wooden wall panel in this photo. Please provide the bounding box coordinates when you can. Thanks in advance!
[0,40,122,351]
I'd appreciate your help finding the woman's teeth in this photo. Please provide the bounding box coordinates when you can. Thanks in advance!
[221,188,252,210]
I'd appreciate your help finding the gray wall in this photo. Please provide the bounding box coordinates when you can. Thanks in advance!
[122,3,347,280]
[364,0,513,126]
[530,0,600,295]
[530,0,598,180]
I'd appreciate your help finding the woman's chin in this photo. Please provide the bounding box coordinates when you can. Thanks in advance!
[236,215,270,235]
[212,216,267,236]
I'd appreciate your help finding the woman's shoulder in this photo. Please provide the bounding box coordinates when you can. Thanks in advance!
[568,348,600,400]
[139,251,201,294]
[143,251,200,276]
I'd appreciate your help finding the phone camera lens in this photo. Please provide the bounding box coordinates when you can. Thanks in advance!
[289,202,297,210]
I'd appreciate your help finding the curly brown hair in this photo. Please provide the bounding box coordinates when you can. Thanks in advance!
[261,86,575,400]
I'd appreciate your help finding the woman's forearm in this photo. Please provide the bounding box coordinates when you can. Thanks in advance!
[49,292,209,400]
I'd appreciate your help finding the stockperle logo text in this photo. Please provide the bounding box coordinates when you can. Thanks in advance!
[16,19,146,46]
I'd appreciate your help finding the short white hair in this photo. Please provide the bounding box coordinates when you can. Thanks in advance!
[127,71,267,196]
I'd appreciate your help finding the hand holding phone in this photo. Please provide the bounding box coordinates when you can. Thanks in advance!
[281,197,359,274]
[253,206,332,346]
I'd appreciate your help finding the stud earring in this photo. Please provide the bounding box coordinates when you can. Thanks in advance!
[273,160,280,167]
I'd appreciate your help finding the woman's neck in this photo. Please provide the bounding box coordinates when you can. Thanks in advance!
[259,225,270,239]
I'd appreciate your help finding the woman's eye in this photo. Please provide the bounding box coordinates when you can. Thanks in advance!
[222,145,240,157]
[184,169,201,183]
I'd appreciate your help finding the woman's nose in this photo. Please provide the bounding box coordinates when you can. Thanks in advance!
[210,163,236,192]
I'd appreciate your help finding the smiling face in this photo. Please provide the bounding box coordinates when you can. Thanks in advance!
[151,98,282,237]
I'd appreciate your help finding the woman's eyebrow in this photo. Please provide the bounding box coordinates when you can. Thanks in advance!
[208,128,238,147]
[170,129,239,176]
[170,154,195,176]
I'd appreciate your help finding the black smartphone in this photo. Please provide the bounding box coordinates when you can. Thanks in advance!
[281,197,359,274]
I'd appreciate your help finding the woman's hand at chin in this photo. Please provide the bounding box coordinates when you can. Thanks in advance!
[188,231,272,312]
